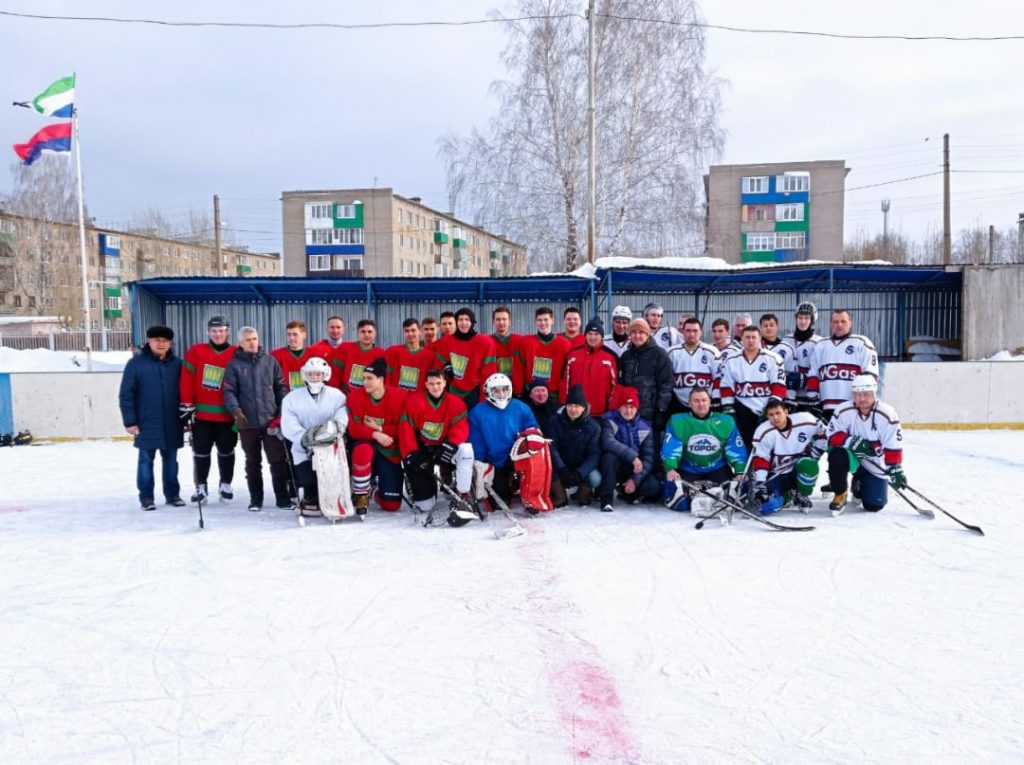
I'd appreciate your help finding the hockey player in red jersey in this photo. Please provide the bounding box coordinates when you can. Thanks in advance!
[518,306,572,402]
[491,306,524,392]
[385,318,435,394]
[179,315,238,503]
[332,319,387,394]
[310,315,346,362]
[346,358,407,512]
[561,307,586,351]
[562,317,617,416]
[271,320,322,392]
[398,368,476,522]
[433,307,497,408]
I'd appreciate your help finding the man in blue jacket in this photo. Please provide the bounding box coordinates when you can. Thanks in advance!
[599,385,661,512]
[118,325,185,511]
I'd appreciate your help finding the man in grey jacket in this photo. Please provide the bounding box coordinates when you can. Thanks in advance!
[222,326,291,511]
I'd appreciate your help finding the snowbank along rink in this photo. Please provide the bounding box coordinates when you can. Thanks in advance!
[1,430,1021,764]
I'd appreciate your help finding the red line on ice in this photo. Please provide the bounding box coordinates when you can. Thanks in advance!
[516,525,640,762]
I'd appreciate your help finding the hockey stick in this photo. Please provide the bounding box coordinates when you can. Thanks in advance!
[902,485,984,535]
[196,494,205,530]
[693,449,757,529]
[892,486,934,519]
[681,478,815,532]
[186,417,204,530]
[483,485,526,540]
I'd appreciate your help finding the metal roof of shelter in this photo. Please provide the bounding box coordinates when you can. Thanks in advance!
[128,264,960,306]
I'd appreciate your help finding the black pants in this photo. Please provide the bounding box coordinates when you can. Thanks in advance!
[733,402,762,452]
[190,419,237,486]
[239,427,290,507]
[292,459,318,504]
[599,451,661,504]
[491,462,516,504]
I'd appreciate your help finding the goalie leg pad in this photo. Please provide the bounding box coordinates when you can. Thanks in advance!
[511,428,554,512]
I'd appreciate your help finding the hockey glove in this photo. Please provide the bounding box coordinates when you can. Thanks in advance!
[179,403,196,422]
[785,371,805,391]
[267,416,282,438]
[232,408,248,430]
[752,481,771,504]
[402,448,429,474]
[443,364,455,382]
[721,404,736,417]
[558,467,580,488]
[848,437,876,458]
[888,464,908,490]
[439,440,458,465]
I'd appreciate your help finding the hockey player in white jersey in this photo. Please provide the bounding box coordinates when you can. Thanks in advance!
[280,357,350,515]
[603,305,633,358]
[719,326,788,449]
[750,398,826,514]
[642,302,683,351]
[806,309,878,422]
[668,316,720,414]
[781,302,823,409]
[824,374,906,515]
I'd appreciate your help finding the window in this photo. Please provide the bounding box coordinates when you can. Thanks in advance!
[742,176,768,194]
[308,203,332,219]
[107,235,121,249]
[336,204,356,219]
[406,210,413,225]
[779,174,810,193]
[777,203,804,221]
[745,232,775,251]
[104,295,121,312]
[309,254,330,271]
[307,228,363,245]
[14,295,22,307]
[777,232,806,249]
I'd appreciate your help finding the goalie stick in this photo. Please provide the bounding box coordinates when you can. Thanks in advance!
[482,486,526,540]
[681,478,815,532]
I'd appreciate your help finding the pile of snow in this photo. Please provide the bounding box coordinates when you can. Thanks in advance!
[986,349,1024,361]
[0,347,131,372]
[534,255,896,279]
[0,430,1019,762]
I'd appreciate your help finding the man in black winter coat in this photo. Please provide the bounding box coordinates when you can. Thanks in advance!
[522,377,558,437]
[617,318,674,440]
[118,325,185,511]
[222,326,291,511]
[548,384,602,507]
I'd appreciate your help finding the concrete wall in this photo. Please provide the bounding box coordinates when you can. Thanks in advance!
[1,363,1021,439]
[5,372,125,439]
[962,264,1024,360]
[883,362,1024,426]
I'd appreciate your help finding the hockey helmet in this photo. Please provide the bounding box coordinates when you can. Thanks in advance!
[611,305,633,321]
[795,301,818,323]
[301,357,332,393]
[662,480,690,512]
[851,374,877,394]
[483,373,514,410]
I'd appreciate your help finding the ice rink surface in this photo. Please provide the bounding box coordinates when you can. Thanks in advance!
[1,430,1021,764]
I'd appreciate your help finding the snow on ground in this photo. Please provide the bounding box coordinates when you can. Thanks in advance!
[1,430,1022,764]
[0,347,130,372]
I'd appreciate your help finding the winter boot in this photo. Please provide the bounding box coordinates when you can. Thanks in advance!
[794,493,814,512]
[576,484,594,507]
[829,491,848,516]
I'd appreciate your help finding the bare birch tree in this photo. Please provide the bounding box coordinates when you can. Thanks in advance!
[440,0,723,271]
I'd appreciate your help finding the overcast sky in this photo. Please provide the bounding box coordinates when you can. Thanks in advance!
[2,1,1023,257]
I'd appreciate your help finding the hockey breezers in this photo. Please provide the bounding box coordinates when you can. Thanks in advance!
[898,485,984,535]
[682,479,815,532]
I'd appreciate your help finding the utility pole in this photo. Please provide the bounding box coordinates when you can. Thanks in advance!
[881,198,891,261]
[586,0,596,266]
[943,133,951,265]
[213,194,223,276]
[988,224,995,263]
[1018,213,1024,263]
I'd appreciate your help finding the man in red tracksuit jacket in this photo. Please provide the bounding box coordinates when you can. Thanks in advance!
[346,357,407,512]
[563,317,618,416]
[433,307,496,409]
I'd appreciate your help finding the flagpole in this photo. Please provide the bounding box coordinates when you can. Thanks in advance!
[72,101,92,372]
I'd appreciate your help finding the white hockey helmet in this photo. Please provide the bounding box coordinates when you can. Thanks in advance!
[851,374,877,394]
[301,357,332,393]
[483,372,514,410]
[612,305,633,321]
[795,301,818,323]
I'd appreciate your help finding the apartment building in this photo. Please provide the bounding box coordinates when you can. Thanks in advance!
[704,160,849,264]
[0,212,279,328]
[281,188,528,278]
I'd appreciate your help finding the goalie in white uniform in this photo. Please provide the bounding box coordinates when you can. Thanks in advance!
[280,357,349,514]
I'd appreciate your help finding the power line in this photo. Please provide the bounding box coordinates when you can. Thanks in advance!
[1,9,1022,42]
